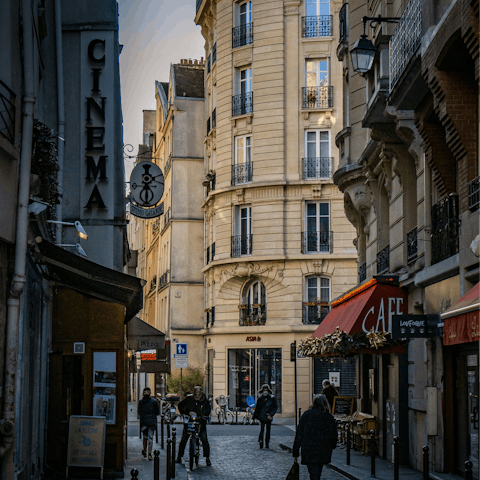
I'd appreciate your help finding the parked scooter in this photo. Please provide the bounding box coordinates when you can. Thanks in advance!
[162,393,180,423]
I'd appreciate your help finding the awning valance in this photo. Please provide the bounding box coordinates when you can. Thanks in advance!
[127,316,165,351]
[441,283,479,346]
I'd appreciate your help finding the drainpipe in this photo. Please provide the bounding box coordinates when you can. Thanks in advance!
[54,0,65,239]
[0,0,36,457]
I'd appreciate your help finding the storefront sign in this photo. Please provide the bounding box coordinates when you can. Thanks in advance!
[391,314,439,339]
[130,202,164,219]
[443,310,479,346]
[246,336,261,341]
[129,161,164,218]
[362,296,404,333]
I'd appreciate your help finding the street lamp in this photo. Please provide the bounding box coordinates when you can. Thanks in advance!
[47,220,88,240]
[57,243,87,257]
[350,16,399,74]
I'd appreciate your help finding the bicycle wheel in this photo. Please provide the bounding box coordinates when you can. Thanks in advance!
[195,437,200,466]
[189,437,195,470]
[218,410,225,424]
[225,411,234,424]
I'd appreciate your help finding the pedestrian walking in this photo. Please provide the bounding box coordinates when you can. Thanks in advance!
[138,387,160,461]
[176,386,212,466]
[321,379,338,411]
[253,383,278,449]
[293,394,337,480]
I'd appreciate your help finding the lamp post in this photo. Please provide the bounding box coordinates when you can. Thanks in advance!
[350,16,399,74]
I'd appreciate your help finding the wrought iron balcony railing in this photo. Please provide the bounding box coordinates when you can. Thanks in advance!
[302,86,333,109]
[377,245,390,274]
[212,43,217,65]
[359,263,366,283]
[149,276,157,292]
[431,194,460,266]
[468,176,479,211]
[0,80,16,144]
[303,157,332,179]
[302,303,330,325]
[239,304,266,326]
[231,161,253,185]
[212,108,216,129]
[389,0,422,91]
[302,16,332,37]
[158,270,169,288]
[301,231,333,254]
[407,226,418,265]
[232,23,253,48]
[232,92,253,116]
[231,234,252,257]
[339,3,348,44]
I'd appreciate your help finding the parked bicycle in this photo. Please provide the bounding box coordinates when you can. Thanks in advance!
[243,395,257,425]
[183,413,209,470]
[215,395,234,424]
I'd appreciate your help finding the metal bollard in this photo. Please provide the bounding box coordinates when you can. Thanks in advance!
[346,423,351,466]
[393,436,399,480]
[423,445,429,480]
[298,408,302,424]
[161,414,165,450]
[235,407,238,424]
[465,460,473,480]
[166,438,172,480]
[172,427,176,479]
[153,450,160,480]
[167,421,171,440]
[131,468,139,480]
[370,429,376,478]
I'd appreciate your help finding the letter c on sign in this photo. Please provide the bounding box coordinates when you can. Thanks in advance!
[362,306,375,333]
[88,39,105,64]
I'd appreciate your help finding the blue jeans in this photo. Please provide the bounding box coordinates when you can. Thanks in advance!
[307,463,324,480]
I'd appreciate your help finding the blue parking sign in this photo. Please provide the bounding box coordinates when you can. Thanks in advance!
[176,343,187,355]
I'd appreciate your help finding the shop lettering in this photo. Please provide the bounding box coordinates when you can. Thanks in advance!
[362,297,404,334]
[246,336,261,342]
[85,39,108,209]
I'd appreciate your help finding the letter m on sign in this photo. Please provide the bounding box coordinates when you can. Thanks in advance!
[86,156,107,180]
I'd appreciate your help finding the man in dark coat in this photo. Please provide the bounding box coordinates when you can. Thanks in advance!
[321,379,339,411]
[176,386,212,466]
[293,394,337,480]
[252,384,278,449]
[138,387,160,460]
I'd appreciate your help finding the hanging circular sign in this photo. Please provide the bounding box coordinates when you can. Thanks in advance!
[130,162,164,207]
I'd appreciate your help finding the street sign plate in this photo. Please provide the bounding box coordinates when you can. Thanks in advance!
[175,343,188,369]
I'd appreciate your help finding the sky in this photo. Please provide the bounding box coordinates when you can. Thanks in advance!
[118,0,205,178]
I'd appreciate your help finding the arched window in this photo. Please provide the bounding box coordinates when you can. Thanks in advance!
[239,280,266,326]
[303,276,330,324]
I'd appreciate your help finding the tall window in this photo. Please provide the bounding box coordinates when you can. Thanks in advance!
[233,1,253,48]
[303,276,330,324]
[304,130,331,179]
[303,60,332,108]
[303,202,331,253]
[306,0,329,16]
[240,67,252,94]
[240,280,266,325]
[233,135,253,184]
[232,206,252,256]
[239,1,252,25]
[233,67,253,116]
[306,59,328,87]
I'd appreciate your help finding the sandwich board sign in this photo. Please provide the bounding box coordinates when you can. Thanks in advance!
[66,415,106,479]
[175,343,188,368]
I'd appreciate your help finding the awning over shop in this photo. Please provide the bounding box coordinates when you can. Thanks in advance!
[35,238,145,322]
[313,277,407,339]
[441,283,479,346]
[127,316,165,351]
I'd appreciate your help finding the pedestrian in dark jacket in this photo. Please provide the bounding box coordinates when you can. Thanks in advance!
[252,384,278,449]
[176,386,212,466]
[293,394,337,480]
[138,387,160,460]
[321,379,338,411]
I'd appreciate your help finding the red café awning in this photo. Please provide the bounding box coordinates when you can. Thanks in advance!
[441,283,479,346]
[313,278,407,339]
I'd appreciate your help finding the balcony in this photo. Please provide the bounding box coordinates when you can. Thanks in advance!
[149,275,157,292]
[232,92,253,116]
[231,234,252,257]
[303,157,332,179]
[231,161,253,185]
[239,304,266,326]
[302,86,333,109]
[407,227,418,265]
[431,194,460,266]
[389,0,422,91]
[212,108,216,129]
[232,23,253,48]
[377,245,390,274]
[212,43,217,65]
[468,176,479,211]
[359,263,366,283]
[301,231,333,254]
[302,16,332,37]
[302,303,330,325]
[0,80,16,143]
[158,270,169,288]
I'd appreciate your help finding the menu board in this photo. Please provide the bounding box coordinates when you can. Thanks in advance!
[332,396,355,416]
[93,352,116,424]
[66,416,106,478]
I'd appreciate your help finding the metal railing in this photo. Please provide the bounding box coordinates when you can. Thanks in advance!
[158,271,169,288]
[231,234,252,257]
[407,226,418,265]
[468,176,479,211]
[303,157,332,179]
[0,80,16,144]
[212,43,217,65]
[232,23,253,48]
[232,92,253,116]
[302,16,332,37]
[301,231,333,254]
[377,245,390,274]
[302,86,333,109]
[231,161,253,185]
[239,304,266,326]
[389,0,422,91]
[150,276,157,292]
[302,304,330,324]
[339,4,348,44]
[212,108,216,129]
[359,263,366,283]
[431,194,460,265]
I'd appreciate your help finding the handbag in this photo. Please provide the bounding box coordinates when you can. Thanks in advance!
[286,459,299,480]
